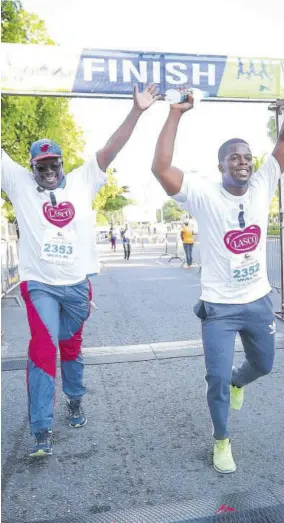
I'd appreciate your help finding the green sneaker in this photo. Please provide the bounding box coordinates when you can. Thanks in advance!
[30,430,53,458]
[230,384,244,410]
[213,438,236,474]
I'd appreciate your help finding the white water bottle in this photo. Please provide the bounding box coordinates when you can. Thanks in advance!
[164,88,209,105]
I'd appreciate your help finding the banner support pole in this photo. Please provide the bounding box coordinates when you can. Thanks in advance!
[269,100,284,321]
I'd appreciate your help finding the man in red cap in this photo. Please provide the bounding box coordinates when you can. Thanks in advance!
[2,83,159,457]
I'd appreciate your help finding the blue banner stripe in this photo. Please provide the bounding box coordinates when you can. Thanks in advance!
[72,49,228,97]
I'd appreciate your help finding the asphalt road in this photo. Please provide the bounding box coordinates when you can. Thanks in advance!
[2,243,203,356]
[1,242,284,523]
[2,240,282,356]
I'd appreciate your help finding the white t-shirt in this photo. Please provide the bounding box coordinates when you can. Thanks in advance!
[1,150,107,285]
[172,155,282,304]
[123,229,132,241]
[85,229,100,275]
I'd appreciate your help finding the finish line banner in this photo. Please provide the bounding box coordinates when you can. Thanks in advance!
[1,44,284,100]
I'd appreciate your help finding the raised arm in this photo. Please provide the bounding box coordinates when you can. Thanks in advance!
[1,149,27,198]
[151,95,193,196]
[97,84,159,172]
[272,101,284,173]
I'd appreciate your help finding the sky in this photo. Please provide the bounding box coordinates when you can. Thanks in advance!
[20,0,283,209]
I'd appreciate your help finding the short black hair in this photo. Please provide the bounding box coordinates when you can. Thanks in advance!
[218,138,249,163]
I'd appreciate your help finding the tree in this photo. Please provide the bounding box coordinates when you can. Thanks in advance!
[96,212,109,225]
[162,200,183,223]
[1,1,129,225]
[1,0,54,44]
[92,169,132,212]
[1,1,85,220]
[267,115,277,144]
[1,95,85,173]
[253,154,266,172]
[93,168,132,225]
[2,0,25,42]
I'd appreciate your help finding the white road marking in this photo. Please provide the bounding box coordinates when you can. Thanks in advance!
[83,338,243,356]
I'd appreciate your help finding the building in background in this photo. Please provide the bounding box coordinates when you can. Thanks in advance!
[123,204,157,225]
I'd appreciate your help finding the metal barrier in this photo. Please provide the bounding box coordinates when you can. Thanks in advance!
[160,235,281,290]
[159,232,183,262]
[1,238,21,305]
[159,233,201,268]
[267,235,281,292]
[268,102,284,320]
[132,229,166,246]
[1,230,280,306]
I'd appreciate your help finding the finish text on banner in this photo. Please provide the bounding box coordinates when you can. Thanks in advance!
[1,44,284,100]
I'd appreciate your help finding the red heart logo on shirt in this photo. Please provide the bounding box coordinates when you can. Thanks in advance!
[224,224,261,254]
[43,201,75,228]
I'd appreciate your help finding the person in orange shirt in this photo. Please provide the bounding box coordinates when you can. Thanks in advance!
[181,221,194,267]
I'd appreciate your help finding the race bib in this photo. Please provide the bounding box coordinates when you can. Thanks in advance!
[40,229,77,264]
[230,251,261,287]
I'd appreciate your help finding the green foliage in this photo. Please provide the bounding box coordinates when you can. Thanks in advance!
[92,170,120,211]
[267,116,277,144]
[269,185,280,215]
[162,199,183,223]
[1,0,129,224]
[2,0,26,43]
[253,154,266,173]
[93,169,131,212]
[96,212,109,225]
[1,0,84,218]
[1,0,84,172]
[267,224,280,236]
[103,194,131,212]
[1,95,85,173]
[2,198,16,222]
[17,10,54,44]
[1,0,54,44]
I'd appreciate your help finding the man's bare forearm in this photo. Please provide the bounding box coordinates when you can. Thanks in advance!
[279,121,284,142]
[96,83,158,171]
[272,104,284,172]
[97,106,143,171]
[152,109,182,175]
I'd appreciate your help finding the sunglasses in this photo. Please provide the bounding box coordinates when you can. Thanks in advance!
[238,204,246,228]
[34,163,62,174]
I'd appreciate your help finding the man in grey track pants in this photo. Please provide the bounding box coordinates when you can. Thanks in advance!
[152,94,284,473]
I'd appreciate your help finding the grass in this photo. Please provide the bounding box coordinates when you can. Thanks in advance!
[268,226,280,236]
